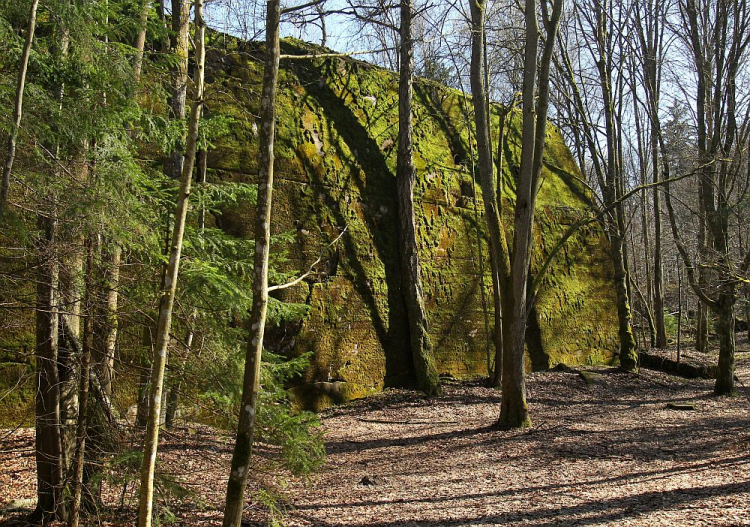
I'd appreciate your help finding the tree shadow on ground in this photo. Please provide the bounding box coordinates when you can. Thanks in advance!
[293,476,750,527]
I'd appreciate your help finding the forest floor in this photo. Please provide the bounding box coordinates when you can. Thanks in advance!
[3,344,750,526]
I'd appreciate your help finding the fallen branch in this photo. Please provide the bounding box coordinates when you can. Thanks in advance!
[356,417,459,425]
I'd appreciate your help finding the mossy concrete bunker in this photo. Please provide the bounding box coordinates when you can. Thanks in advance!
[205,38,619,408]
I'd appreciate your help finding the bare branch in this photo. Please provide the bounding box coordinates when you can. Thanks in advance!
[267,226,348,292]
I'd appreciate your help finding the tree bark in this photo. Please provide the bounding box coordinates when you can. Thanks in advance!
[594,1,638,371]
[33,214,65,523]
[652,167,667,348]
[468,0,511,394]
[553,6,638,371]
[714,292,735,394]
[133,0,150,82]
[92,245,120,400]
[396,0,441,396]
[168,0,191,180]
[0,0,39,218]
[222,2,280,524]
[609,227,638,370]
[137,1,205,523]
[635,0,668,348]
[498,0,562,428]
[67,240,94,527]
[221,1,280,524]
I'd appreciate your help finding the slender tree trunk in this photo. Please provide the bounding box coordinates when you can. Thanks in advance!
[67,240,94,527]
[168,0,191,180]
[468,0,511,395]
[137,1,205,523]
[714,287,736,394]
[33,214,65,523]
[396,0,440,396]
[498,0,562,428]
[58,149,90,475]
[677,261,682,361]
[166,148,206,427]
[652,165,667,348]
[696,200,710,352]
[490,109,512,388]
[133,0,150,81]
[498,0,542,429]
[638,0,668,349]
[554,4,637,372]
[0,0,39,218]
[594,1,638,371]
[608,223,638,370]
[640,189,655,346]
[222,1,279,524]
[92,245,120,399]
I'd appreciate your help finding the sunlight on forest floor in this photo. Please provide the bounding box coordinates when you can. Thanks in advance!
[2,347,750,526]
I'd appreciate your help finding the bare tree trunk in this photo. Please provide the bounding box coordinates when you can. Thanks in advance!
[168,0,191,180]
[468,0,511,394]
[67,240,94,527]
[608,224,638,370]
[33,213,65,523]
[222,1,280,523]
[554,4,637,371]
[396,0,440,396]
[634,0,668,349]
[696,199,709,352]
[631,91,655,346]
[58,150,89,475]
[0,0,39,218]
[652,167,667,348]
[640,194,655,346]
[715,292,736,393]
[137,1,205,523]
[92,245,120,399]
[677,261,683,361]
[498,0,563,428]
[133,0,150,81]
[594,1,638,371]
[490,109,512,388]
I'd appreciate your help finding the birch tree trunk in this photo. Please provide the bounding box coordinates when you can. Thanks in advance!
[136,1,205,524]
[396,0,440,396]
[92,245,120,400]
[222,1,280,523]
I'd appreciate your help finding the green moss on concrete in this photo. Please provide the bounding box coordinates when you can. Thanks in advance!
[204,37,619,408]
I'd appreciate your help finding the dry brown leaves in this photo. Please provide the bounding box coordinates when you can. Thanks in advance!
[3,350,750,526]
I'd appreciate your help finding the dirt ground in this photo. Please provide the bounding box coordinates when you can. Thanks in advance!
[3,347,750,526]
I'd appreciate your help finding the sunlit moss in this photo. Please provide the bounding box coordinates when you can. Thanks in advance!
[204,37,619,409]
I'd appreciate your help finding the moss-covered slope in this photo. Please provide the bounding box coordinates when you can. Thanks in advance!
[205,38,619,408]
